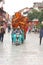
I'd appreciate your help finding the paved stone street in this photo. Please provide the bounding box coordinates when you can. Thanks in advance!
[0,30,43,65]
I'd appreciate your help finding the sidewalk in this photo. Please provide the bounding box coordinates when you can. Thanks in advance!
[0,32,43,65]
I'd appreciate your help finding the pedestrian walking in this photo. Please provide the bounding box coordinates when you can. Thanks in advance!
[40,27,43,45]
[8,24,11,33]
[1,27,5,42]
[0,27,1,41]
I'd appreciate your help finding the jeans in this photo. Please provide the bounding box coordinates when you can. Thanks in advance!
[1,34,4,42]
[40,36,42,45]
[0,34,1,41]
[0,33,4,42]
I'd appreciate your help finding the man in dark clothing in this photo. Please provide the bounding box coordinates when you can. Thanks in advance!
[1,28,5,42]
[0,33,1,41]
[40,28,43,45]
[8,24,11,33]
[0,25,1,41]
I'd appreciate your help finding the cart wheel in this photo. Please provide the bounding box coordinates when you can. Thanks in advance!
[16,43,20,46]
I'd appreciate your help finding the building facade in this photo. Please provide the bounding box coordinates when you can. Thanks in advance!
[33,1,43,11]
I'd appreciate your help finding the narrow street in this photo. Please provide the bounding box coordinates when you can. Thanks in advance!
[0,30,43,65]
